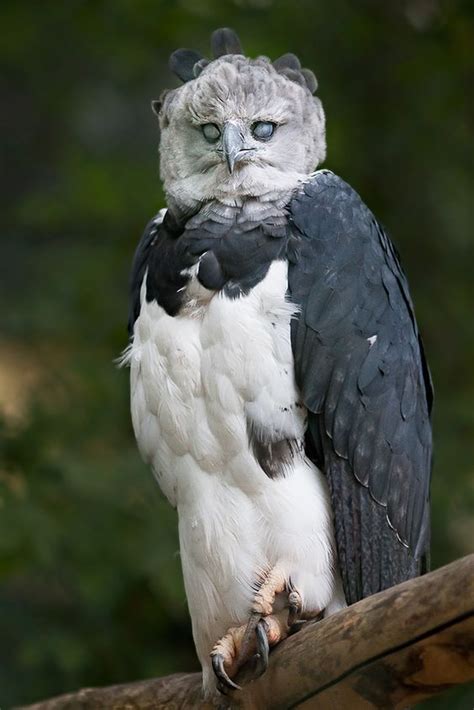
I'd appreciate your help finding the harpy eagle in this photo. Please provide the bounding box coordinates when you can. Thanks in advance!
[123,28,433,695]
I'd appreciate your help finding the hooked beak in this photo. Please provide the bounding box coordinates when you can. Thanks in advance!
[221,123,250,174]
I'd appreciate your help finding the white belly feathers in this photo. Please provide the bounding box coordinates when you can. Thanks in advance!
[126,258,343,679]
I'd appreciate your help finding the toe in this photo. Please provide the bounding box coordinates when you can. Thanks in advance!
[211,652,241,692]
[254,618,270,677]
[286,578,303,627]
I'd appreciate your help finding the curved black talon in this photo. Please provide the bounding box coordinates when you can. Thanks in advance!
[237,611,260,666]
[288,618,307,635]
[212,653,241,692]
[288,598,300,627]
[216,680,230,697]
[287,577,302,627]
[254,618,270,677]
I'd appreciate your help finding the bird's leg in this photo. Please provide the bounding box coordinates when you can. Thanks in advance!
[211,566,309,692]
[239,570,306,677]
[237,565,287,665]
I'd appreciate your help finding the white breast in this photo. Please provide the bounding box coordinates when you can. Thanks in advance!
[126,259,344,690]
[129,261,304,496]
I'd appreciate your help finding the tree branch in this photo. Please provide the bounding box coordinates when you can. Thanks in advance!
[19,554,474,709]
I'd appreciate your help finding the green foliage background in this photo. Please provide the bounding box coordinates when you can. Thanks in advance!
[1,1,473,707]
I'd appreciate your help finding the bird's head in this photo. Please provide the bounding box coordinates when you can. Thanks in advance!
[153,28,326,214]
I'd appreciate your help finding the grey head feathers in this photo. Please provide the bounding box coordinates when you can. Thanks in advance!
[210,27,243,58]
[168,28,317,94]
[169,49,204,83]
[154,28,326,215]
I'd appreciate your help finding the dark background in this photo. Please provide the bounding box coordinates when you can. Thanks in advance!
[1,1,473,707]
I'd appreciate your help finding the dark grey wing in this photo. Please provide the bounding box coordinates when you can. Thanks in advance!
[287,171,433,605]
[128,213,163,337]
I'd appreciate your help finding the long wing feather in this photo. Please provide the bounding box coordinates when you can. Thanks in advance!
[288,171,433,604]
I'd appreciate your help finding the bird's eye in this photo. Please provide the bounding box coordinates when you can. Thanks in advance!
[201,123,221,143]
[251,121,276,140]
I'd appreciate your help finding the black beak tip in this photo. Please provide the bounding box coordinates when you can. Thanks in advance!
[226,156,235,174]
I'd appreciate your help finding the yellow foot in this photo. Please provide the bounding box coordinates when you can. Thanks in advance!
[210,609,291,693]
[237,568,303,665]
[210,567,317,693]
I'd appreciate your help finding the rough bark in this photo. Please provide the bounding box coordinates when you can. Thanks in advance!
[19,554,474,710]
